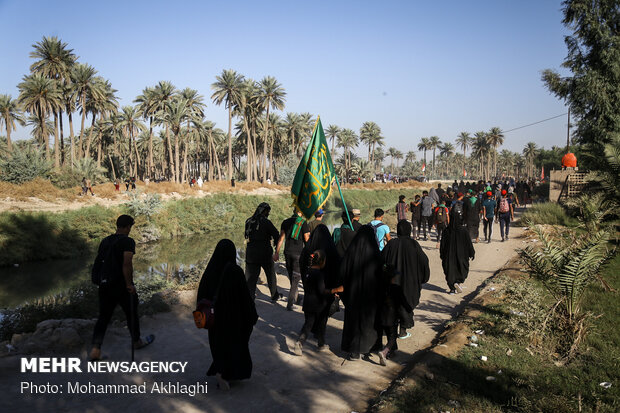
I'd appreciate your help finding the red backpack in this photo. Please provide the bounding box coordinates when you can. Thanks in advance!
[499,197,510,213]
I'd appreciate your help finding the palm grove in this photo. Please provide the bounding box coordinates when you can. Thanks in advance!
[2,36,556,186]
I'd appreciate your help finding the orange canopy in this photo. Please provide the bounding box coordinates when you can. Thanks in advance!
[562,153,577,168]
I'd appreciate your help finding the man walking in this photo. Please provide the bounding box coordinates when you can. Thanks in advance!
[245,202,282,301]
[497,189,514,241]
[308,209,325,235]
[410,194,422,239]
[434,200,450,248]
[395,195,408,222]
[370,208,391,251]
[482,191,497,243]
[90,215,154,361]
[273,210,310,310]
[420,190,436,241]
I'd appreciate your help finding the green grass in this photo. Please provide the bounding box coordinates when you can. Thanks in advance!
[517,202,579,227]
[379,255,620,413]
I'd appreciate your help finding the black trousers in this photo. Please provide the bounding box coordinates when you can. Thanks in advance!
[298,311,326,346]
[284,253,302,307]
[245,261,279,300]
[421,216,433,238]
[92,284,140,348]
[483,218,493,240]
[436,223,447,243]
[411,218,421,238]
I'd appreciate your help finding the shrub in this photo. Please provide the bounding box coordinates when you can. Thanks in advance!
[0,146,51,184]
[125,192,162,220]
[519,202,578,227]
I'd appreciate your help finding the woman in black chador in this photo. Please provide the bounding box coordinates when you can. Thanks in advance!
[440,209,476,295]
[340,226,383,360]
[299,225,342,341]
[198,240,258,390]
[381,220,430,339]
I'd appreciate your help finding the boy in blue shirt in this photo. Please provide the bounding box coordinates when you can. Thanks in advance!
[370,208,391,251]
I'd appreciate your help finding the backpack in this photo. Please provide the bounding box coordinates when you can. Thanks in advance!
[193,299,216,329]
[435,206,448,225]
[452,201,464,222]
[91,235,124,286]
[499,197,510,213]
[368,222,387,249]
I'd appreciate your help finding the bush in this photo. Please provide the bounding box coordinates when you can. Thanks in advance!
[49,167,83,189]
[125,192,163,220]
[518,202,578,227]
[0,147,51,184]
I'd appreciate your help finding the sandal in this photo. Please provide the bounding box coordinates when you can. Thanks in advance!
[133,334,155,350]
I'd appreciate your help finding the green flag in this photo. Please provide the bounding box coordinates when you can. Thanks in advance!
[291,117,336,220]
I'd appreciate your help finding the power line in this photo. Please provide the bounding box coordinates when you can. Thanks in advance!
[501,112,568,134]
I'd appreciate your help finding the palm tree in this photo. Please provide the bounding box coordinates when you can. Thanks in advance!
[394,150,403,171]
[456,131,470,176]
[211,70,244,180]
[337,128,358,182]
[487,126,505,178]
[523,142,538,178]
[0,95,26,153]
[325,124,340,154]
[472,131,491,180]
[134,86,157,177]
[118,105,146,178]
[439,143,455,177]
[29,36,77,165]
[428,136,441,179]
[405,151,416,164]
[257,76,286,181]
[360,121,381,162]
[283,112,303,157]
[387,147,397,174]
[71,63,98,160]
[152,81,177,179]
[418,137,431,174]
[180,88,205,182]
[17,73,62,162]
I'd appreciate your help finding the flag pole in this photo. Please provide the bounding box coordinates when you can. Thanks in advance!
[334,175,353,229]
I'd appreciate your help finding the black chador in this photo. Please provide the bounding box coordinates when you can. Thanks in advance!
[205,261,258,381]
[340,226,383,356]
[440,210,476,291]
[381,220,430,330]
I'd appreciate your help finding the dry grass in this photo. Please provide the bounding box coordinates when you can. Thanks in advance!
[0,178,80,202]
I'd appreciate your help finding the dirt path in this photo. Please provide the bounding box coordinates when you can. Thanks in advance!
[0,220,526,413]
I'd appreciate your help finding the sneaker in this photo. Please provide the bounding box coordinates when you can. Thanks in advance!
[317,344,330,352]
[455,283,463,293]
[398,332,411,340]
[348,353,360,361]
[286,304,293,311]
[488,240,491,244]
[294,340,303,356]
[449,290,457,295]
[501,237,505,242]
[378,351,387,366]
[506,235,509,240]
[271,293,283,302]
[216,373,230,390]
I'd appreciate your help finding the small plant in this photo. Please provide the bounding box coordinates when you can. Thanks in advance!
[125,192,162,220]
[519,225,616,359]
[564,192,618,232]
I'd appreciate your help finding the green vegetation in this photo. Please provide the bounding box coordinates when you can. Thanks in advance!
[518,202,579,227]
[0,187,419,266]
[377,257,619,413]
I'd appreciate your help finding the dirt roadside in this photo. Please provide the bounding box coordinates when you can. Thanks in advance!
[0,220,527,413]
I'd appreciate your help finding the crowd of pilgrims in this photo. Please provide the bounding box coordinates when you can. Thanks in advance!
[196,179,523,390]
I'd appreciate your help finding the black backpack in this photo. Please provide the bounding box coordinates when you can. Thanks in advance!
[368,222,387,249]
[91,235,124,285]
[452,201,464,223]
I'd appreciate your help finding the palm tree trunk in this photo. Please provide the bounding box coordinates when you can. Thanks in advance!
[174,132,180,183]
[97,134,102,166]
[85,114,96,158]
[108,153,116,181]
[227,105,233,180]
[269,133,275,180]
[79,93,87,159]
[262,104,271,180]
[69,111,75,168]
[58,110,65,165]
[148,117,154,179]
[165,126,175,181]
[53,113,60,169]
[41,110,50,161]
[6,124,12,153]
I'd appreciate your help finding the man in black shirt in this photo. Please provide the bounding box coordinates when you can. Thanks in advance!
[273,210,310,310]
[90,215,154,361]
[245,202,282,301]
[351,209,363,231]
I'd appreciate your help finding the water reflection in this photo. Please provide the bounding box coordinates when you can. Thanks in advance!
[0,209,354,309]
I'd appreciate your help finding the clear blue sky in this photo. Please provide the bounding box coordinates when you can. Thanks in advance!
[0,0,571,158]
